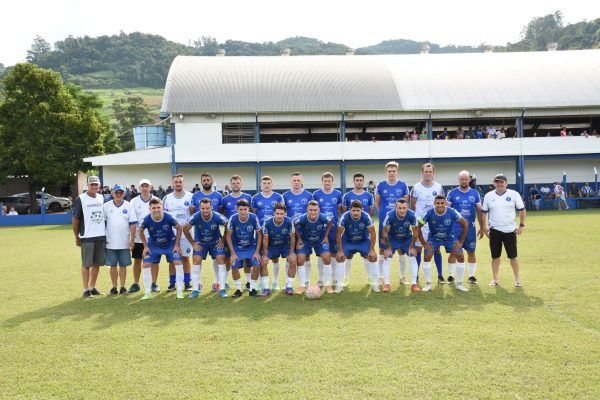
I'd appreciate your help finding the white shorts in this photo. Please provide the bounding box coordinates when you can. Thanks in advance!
[415,224,430,247]
[179,236,192,258]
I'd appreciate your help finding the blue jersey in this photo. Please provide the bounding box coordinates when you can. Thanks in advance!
[140,212,178,248]
[226,213,261,250]
[312,189,343,224]
[446,187,480,228]
[342,190,374,211]
[251,192,284,223]
[262,216,295,247]
[188,211,228,244]
[419,208,463,241]
[383,209,417,241]
[220,192,252,218]
[191,191,222,213]
[295,212,332,243]
[375,180,409,217]
[282,190,313,222]
[338,211,374,242]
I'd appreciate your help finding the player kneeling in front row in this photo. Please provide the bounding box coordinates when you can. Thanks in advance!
[261,203,297,296]
[416,195,469,292]
[295,200,333,294]
[336,200,378,293]
[183,198,229,299]
[382,198,420,292]
[139,197,183,300]
[225,199,263,297]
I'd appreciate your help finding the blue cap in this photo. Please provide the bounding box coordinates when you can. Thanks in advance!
[112,184,125,192]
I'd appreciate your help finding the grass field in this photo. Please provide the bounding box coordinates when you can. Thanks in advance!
[1,210,599,399]
[86,87,164,122]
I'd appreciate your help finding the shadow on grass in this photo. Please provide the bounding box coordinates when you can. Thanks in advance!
[1,284,543,331]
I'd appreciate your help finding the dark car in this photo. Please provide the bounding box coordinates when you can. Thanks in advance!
[0,196,32,214]
[11,192,72,212]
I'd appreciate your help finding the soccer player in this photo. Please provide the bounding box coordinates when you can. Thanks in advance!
[382,198,420,292]
[163,174,194,292]
[129,179,158,293]
[336,200,378,293]
[183,198,229,298]
[103,184,137,295]
[72,175,106,298]
[252,175,284,290]
[411,163,445,283]
[294,200,333,293]
[416,195,468,292]
[225,199,262,297]
[342,172,375,286]
[446,171,484,285]
[375,162,409,284]
[312,172,343,287]
[139,197,183,299]
[261,203,297,296]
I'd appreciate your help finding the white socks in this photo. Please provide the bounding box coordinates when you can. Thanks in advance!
[369,261,378,283]
[142,267,152,295]
[468,262,476,277]
[377,255,384,279]
[245,272,251,284]
[345,259,352,281]
[423,261,432,283]
[456,262,466,285]
[409,256,419,285]
[448,262,456,278]
[305,260,312,286]
[382,257,391,285]
[272,262,280,286]
[212,259,218,284]
[175,264,184,289]
[317,257,324,283]
[191,264,202,291]
[234,279,242,290]
[261,276,270,290]
[297,264,307,287]
[363,258,370,280]
[334,262,344,287]
[323,263,332,286]
[250,280,257,290]
[218,264,227,290]
[399,255,406,279]
[286,276,294,288]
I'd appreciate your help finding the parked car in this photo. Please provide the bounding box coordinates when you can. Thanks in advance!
[0,196,32,214]
[11,192,72,212]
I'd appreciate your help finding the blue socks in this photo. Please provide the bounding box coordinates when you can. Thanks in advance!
[416,251,421,268]
[434,252,443,278]
[169,274,176,285]
[184,272,191,285]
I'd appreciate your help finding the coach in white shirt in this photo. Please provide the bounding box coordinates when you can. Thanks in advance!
[481,174,526,287]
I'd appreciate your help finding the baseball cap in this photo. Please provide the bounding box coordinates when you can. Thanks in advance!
[139,178,152,186]
[493,174,507,182]
[87,176,101,185]
[112,184,125,192]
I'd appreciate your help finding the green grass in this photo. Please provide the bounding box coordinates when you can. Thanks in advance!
[86,87,164,122]
[1,210,599,399]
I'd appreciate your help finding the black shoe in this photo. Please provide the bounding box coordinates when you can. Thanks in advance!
[245,282,251,291]
[184,283,193,292]
[232,289,243,298]
[167,283,176,292]
[109,287,118,295]
[249,289,258,297]
[437,276,446,284]
[127,283,140,293]
[83,290,94,298]
[447,276,455,284]
[90,288,104,296]
[119,287,127,295]
[151,283,160,293]
[468,276,478,285]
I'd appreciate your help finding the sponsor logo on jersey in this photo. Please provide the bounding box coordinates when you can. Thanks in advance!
[210,224,217,230]
[469,196,476,202]
[444,219,451,226]
[163,224,170,231]
[301,198,308,205]
[246,226,253,232]
[184,201,190,206]
[122,209,128,214]
[506,197,512,201]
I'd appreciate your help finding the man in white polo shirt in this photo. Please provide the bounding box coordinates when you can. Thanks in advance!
[481,174,526,287]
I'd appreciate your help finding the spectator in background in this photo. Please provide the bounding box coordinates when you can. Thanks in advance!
[553,182,569,210]
[568,182,579,198]
[487,184,495,193]
[456,127,465,140]
[438,128,448,140]
[411,130,418,141]
[354,134,360,142]
[580,182,594,197]
[404,132,410,141]
[156,185,166,199]
[560,127,567,137]
[8,207,18,216]
[367,180,375,195]
[192,183,201,193]
[497,128,506,139]
[465,127,474,139]
[539,185,551,198]
[529,184,542,211]
[487,126,497,139]
[593,129,599,137]
[222,184,231,197]
[165,185,173,195]
[582,130,589,138]
[419,129,428,141]
[475,126,484,139]
[567,130,573,137]
[130,185,138,198]
[507,126,517,138]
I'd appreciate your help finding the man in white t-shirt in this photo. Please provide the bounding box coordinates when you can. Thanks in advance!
[72,175,106,298]
[129,179,156,293]
[103,185,137,295]
[481,174,526,287]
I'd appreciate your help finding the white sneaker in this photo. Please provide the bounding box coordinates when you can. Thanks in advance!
[334,286,344,294]
[372,284,381,293]
[399,277,407,285]
[421,283,432,292]
[456,284,469,292]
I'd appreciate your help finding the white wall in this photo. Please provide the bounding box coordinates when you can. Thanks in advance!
[525,159,600,183]
[175,122,222,162]
[178,167,256,192]
[260,165,342,190]
[103,164,172,189]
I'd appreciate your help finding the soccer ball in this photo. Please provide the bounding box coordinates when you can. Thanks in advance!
[305,284,322,300]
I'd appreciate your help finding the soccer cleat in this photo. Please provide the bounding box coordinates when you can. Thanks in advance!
[176,288,184,299]
[188,290,200,299]
[410,284,421,292]
[127,283,140,293]
[184,283,193,292]
[342,277,350,287]
[211,283,220,293]
[83,290,94,298]
[167,283,176,292]
[285,287,294,295]
[119,287,127,295]
[219,289,228,298]
[489,280,499,286]
[447,276,455,284]
[468,276,478,285]
[383,284,391,293]
[296,286,306,295]
[109,287,118,295]
[232,289,243,298]
[421,283,432,292]
[151,283,160,293]
[249,289,258,297]
[261,289,271,297]
[456,285,469,292]
[141,293,151,300]
[271,283,280,291]
[325,286,334,294]
[514,281,523,288]
[399,277,408,285]
[245,282,251,291]
[334,285,344,294]
[437,276,446,284]
[372,284,381,293]
[90,288,103,296]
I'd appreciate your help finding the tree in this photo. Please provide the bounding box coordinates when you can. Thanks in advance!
[26,36,52,62]
[111,96,153,151]
[0,63,105,213]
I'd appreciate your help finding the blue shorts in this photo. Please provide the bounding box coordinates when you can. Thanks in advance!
[342,239,370,258]
[105,248,132,267]
[297,241,331,256]
[424,238,460,255]
[193,240,226,259]
[231,246,260,269]
[267,245,292,260]
[389,238,413,255]
[452,226,477,253]
[144,244,182,264]
[378,219,388,250]
[327,230,338,254]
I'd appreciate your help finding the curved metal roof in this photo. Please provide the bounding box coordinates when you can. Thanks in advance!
[161,50,600,113]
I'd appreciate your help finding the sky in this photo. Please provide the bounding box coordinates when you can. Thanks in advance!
[2,0,599,65]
